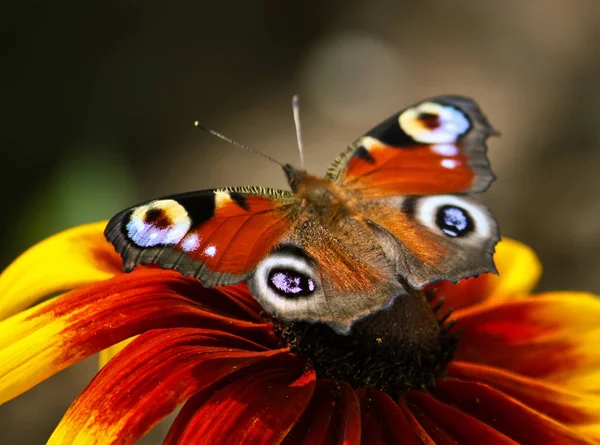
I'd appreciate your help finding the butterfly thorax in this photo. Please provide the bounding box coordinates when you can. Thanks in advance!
[284,164,354,227]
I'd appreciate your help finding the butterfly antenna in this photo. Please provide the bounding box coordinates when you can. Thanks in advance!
[292,95,305,169]
[193,121,283,167]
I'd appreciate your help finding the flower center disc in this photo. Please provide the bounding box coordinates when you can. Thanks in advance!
[270,290,458,395]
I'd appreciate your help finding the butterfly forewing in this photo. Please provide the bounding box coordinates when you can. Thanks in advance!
[105,187,299,286]
[327,96,497,197]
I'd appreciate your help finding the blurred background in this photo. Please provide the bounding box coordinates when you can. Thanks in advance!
[2,1,600,443]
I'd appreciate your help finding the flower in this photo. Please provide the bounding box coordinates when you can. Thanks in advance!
[1,222,600,444]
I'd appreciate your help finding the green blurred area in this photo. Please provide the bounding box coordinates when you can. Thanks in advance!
[1,1,600,443]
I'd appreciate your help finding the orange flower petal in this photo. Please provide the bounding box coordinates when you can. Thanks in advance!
[283,380,361,445]
[0,221,121,320]
[430,377,597,445]
[454,292,600,390]
[0,269,274,404]
[430,238,542,310]
[406,391,518,444]
[358,390,426,445]
[448,361,600,426]
[48,328,290,445]
[163,365,315,445]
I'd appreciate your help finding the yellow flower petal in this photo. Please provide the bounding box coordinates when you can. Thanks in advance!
[560,370,600,394]
[489,238,542,299]
[0,300,67,403]
[98,337,136,369]
[0,221,122,320]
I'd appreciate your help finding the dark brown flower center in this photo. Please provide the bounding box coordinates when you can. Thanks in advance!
[268,289,458,396]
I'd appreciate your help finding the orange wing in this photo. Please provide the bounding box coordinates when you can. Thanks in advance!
[327,96,498,198]
[105,187,299,286]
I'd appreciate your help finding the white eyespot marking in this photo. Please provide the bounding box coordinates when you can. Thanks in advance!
[432,143,459,156]
[126,199,191,247]
[399,102,470,144]
[248,250,323,320]
[203,245,217,257]
[412,195,493,239]
[214,191,232,209]
[441,159,460,169]
[181,233,201,252]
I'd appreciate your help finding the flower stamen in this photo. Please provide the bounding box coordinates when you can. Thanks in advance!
[268,289,459,396]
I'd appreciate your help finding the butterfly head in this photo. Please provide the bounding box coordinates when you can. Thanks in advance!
[283,163,308,193]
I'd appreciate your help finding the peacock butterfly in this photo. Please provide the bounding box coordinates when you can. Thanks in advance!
[105,96,500,334]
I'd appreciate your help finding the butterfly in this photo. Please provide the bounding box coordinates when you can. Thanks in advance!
[105,96,500,335]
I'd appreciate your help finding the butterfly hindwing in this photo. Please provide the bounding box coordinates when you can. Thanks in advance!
[246,213,405,334]
[356,194,499,289]
[105,187,299,286]
[327,95,497,197]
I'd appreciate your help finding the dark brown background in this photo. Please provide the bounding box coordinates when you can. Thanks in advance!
[1,1,599,443]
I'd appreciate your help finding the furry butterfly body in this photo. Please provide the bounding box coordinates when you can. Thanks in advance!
[106,95,500,334]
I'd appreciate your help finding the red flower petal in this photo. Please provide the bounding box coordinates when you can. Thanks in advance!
[163,386,227,445]
[48,328,291,445]
[283,380,361,445]
[358,389,424,445]
[431,377,597,445]
[430,273,495,311]
[163,365,316,445]
[448,361,600,426]
[396,400,435,445]
[406,391,518,444]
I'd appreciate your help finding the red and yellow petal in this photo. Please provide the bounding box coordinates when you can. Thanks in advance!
[0,221,121,320]
[96,284,264,370]
[454,292,600,391]
[0,268,275,404]
[283,380,361,445]
[430,377,597,445]
[48,328,292,445]
[430,238,541,310]
[448,361,600,426]
[164,365,315,445]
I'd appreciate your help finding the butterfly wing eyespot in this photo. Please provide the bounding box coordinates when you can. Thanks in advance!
[248,245,324,318]
[398,101,471,144]
[411,195,494,240]
[126,199,191,248]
